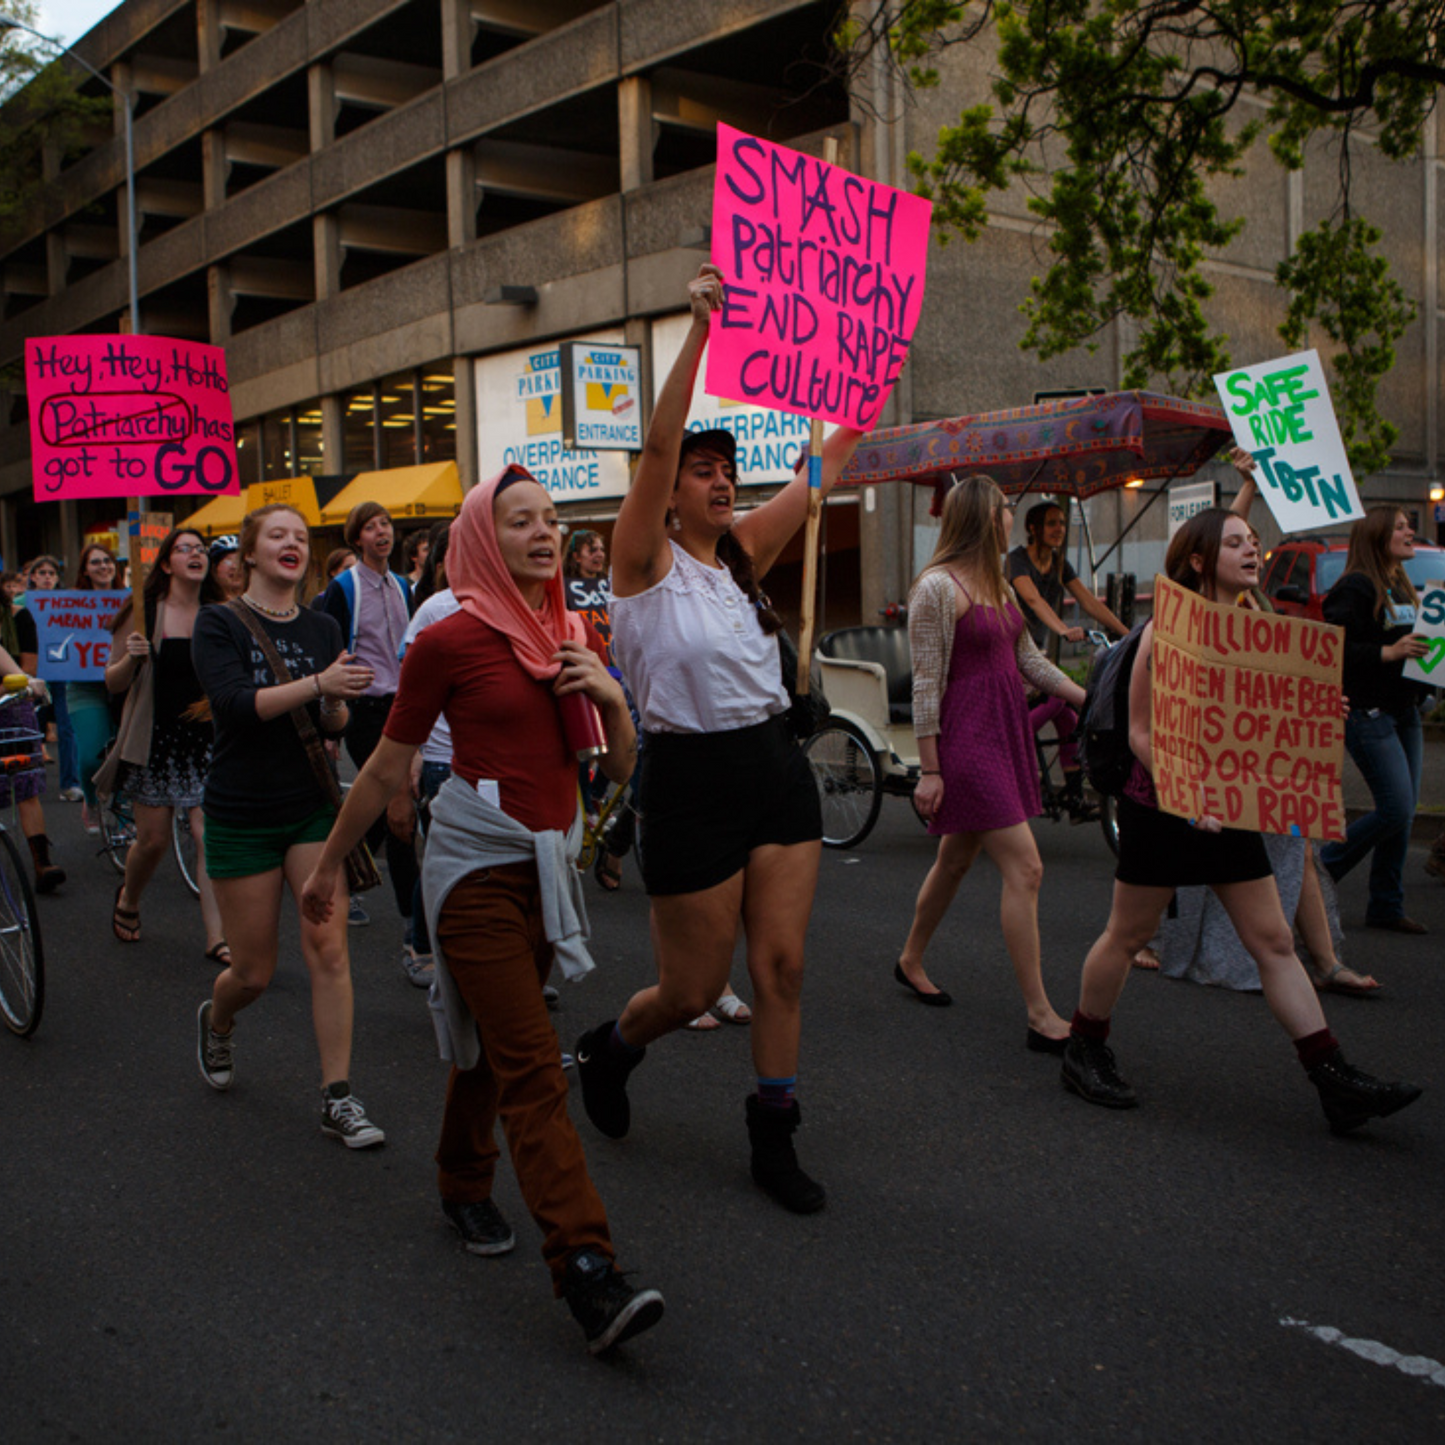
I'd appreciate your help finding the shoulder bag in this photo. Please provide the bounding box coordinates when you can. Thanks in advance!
[224,599,381,893]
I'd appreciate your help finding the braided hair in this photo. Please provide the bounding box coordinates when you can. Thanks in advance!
[717,530,782,636]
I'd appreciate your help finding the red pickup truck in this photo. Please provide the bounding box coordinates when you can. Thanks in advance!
[1261,536,1445,621]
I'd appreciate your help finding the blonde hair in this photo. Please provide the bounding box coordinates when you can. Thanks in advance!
[911,474,1012,611]
[1342,506,1418,618]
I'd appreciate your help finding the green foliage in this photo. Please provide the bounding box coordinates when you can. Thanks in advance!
[0,2,111,236]
[841,1,1442,474]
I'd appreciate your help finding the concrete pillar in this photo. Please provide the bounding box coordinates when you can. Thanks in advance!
[208,264,233,345]
[308,62,337,151]
[313,213,343,300]
[201,129,228,210]
[440,0,473,79]
[320,395,344,478]
[618,76,653,193]
[197,0,223,71]
[446,148,477,249]
[452,356,477,489]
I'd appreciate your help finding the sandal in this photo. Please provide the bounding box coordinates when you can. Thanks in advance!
[594,852,623,893]
[1313,963,1382,997]
[112,885,141,944]
[684,1011,722,1031]
[713,992,752,1024]
[204,941,232,967]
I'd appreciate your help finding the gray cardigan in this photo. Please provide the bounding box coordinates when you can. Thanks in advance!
[422,774,593,1069]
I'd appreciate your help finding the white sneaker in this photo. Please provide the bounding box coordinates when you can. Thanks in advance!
[320,1086,385,1148]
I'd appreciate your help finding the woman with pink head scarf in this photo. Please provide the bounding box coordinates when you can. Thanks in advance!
[300,467,664,1357]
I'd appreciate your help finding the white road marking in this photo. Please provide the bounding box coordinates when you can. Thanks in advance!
[1281,1318,1445,1387]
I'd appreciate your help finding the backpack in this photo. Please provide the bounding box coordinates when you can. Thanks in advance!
[1077,622,1148,797]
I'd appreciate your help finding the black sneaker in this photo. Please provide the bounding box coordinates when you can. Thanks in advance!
[1061,1036,1138,1108]
[442,1197,516,1256]
[320,1084,386,1148]
[196,1000,234,1091]
[562,1249,665,1355]
[1308,1051,1423,1135]
[574,1020,645,1139]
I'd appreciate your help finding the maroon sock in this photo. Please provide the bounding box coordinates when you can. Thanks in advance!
[1070,1009,1110,1043]
[1293,1028,1340,1071]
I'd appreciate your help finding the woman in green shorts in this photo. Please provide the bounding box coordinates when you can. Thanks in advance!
[190,504,382,1147]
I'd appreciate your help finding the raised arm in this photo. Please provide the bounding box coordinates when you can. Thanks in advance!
[1226,445,1259,519]
[732,422,865,580]
[611,266,722,595]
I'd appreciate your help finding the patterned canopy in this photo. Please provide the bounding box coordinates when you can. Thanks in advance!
[839,391,1231,512]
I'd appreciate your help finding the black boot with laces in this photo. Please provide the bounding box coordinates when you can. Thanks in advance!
[1308,1050,1422,1135]
[1061,1035,1138,1108]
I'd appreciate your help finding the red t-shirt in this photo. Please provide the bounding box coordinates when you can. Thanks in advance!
[384,609,606,833]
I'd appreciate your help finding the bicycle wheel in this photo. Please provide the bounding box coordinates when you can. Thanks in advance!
[1099,793,1120,857]
[99,787,135,875]
[802,720,883,849]
[173,807,201,898]
[0,828,43,1037]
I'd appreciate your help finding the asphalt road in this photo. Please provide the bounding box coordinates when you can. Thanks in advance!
[2,786,1443,1443]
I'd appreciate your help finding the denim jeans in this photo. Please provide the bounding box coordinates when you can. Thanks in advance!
[1321,706,1423,923]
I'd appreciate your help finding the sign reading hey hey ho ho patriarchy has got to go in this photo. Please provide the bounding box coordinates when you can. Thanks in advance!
[559,342,642,452]
[708,124,932,433]
[24,335,240,502]
[475,333,631,502]
[1212,349,1363,534]
[1151,575,1346,841]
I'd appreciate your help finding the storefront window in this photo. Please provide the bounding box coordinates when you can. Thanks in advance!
[419,369,456,462]
[260,409,292,480]
[344,386,378,472]
[235,420,262,488]
[378,370,418,469]
[294,405,324,475]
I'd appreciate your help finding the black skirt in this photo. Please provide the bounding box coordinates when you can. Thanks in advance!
[1116,794,1272,889]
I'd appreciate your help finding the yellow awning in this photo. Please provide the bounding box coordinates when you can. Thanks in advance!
[184,491,245,539]
[319,462,464,527]
[245,475,323,529]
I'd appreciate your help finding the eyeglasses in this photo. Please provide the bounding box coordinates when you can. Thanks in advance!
[171,543,206,556]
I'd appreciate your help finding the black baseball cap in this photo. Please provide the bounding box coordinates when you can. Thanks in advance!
[678,427,737,469]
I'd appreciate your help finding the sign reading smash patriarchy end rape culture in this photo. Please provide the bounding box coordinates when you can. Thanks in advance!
[1212,350,1363,533]
[708,124,932,432]
[27,589,127,681]
[1404,578,1445,687]
[25,335,240,501]
[1151,576,1346,841]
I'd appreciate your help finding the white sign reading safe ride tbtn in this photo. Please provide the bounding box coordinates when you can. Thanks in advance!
[1213,349,1364,534]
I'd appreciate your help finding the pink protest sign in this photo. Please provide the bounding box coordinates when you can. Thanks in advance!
[25,334,240,501]
[707,124,932,433]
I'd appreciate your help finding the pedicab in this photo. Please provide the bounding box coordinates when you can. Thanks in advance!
[802,389,1233,849]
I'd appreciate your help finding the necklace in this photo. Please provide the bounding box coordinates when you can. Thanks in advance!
[242,592,298,621]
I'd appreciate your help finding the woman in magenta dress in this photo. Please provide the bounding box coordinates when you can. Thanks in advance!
[895,476,1087,1051]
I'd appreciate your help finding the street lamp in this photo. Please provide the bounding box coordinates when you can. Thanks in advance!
[0,17,139,333]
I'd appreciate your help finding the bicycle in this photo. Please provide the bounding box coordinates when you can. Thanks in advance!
[96,740,202,897]
[0,676,46,1038]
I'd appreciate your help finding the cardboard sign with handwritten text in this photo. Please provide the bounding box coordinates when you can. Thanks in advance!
[1151,576,1346,840]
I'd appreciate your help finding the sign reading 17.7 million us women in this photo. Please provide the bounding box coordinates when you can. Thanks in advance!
[24,334,241,501]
